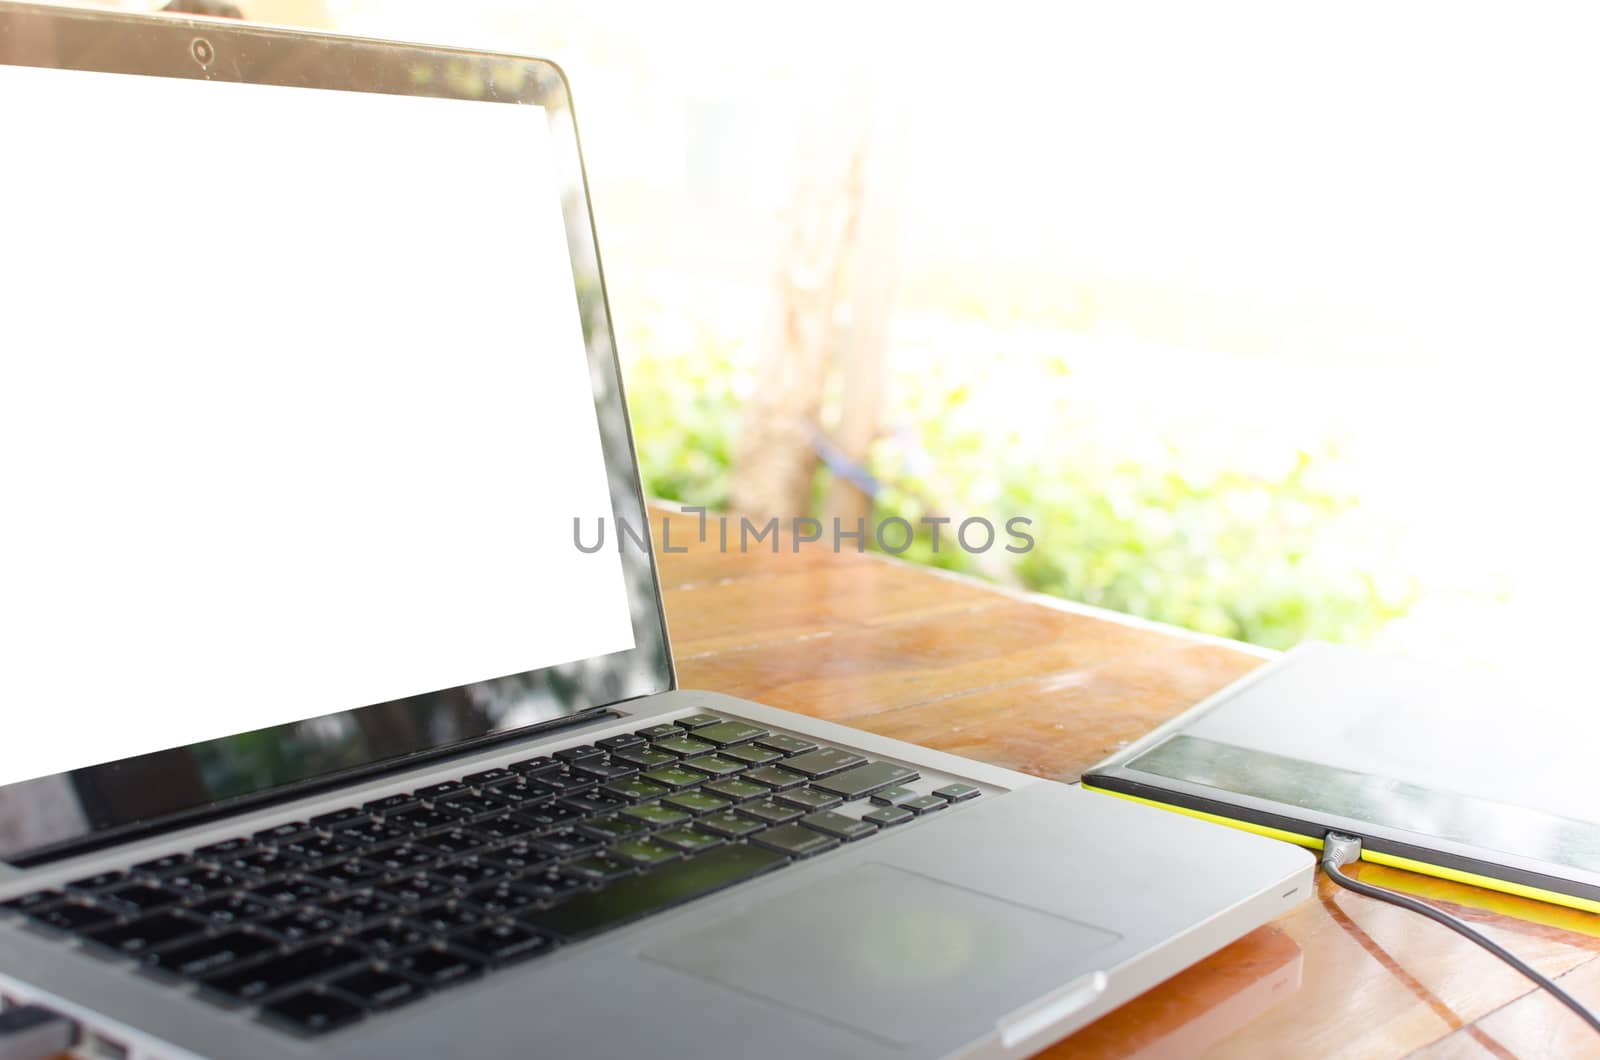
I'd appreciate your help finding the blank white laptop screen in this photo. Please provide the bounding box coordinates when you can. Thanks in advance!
[0,64,636,789]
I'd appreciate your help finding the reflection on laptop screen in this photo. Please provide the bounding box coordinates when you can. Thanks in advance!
[0,64,636,789]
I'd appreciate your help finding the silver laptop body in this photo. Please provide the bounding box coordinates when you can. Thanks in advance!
[0,5,1312,1058]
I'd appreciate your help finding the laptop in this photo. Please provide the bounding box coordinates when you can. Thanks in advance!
[1085,642,1600,915]
[0,5,1313,1057]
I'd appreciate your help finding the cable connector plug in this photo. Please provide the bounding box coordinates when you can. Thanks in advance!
[1321,832,1363,871]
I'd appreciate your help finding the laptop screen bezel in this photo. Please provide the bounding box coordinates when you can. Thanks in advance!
[0,3,675,865]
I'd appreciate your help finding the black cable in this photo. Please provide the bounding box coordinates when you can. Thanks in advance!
[1320,834,1600,1036]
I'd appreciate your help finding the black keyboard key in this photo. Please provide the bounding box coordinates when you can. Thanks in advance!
[416,780,468,801]
[383,807,460,833]
[640,766,707,791]
[468,881,544,917]
[453,922,556,965]
[482,780,554,807]
[309,807,365,830]
[754,733,817,756]
[781,747,867,779]
[737,799,804,825]
[436,792,513,819]
[800,810,878,842]
[258,908,342,945]
[195,836,253,859]
[775,787,843,812]
[87,911,205,955]
[522,843,786,941]
[721,744,781,767]
[335,820,409,847]
[318,813,377,838]
[554,744,605,762]
[569,758,638,782]
[188,893,272,926]
[473,815,542,842]
[278,834,356,864]
[901,795,948,815]
[368,844,440,875]
[621,802,693,828]
[530,830,602,859]
[651,735,717,758]
[222,850,298,879]
[674,713,724,730]
[148,930,277,979]
[32,901,117,933]
[253,822,309,844]
[611,746,678,770]
[812,761,919,799]
[64,871,126,893]
[250,878,331,907]
[702,778,769,802]
[329,966,426,1010]
[306,859,386,889]
[462,767,515,787]
[409,901,485,936]
[206,941,363,1001]
[321,892,397,925]
[601,777,670,803]
[559,792,626,815]
[635,724,679,740]
[678,754,746,778]
[354,920,430,956]
[579,815,651,842]
[1,890,61,915]
[432,860,505,891]
[391,946,484,988]
[165,869,246,898]
[661,790,732,815]
[690,721,769,747]
[132,853,192,876]
[742,766,806,791]
[753,823,840,858]
[538,772,596,796]
[507,755,560,775]
[934,783,981,802]
[102,882,182,915]
[374,877,451,909]
[694,811,764,839]
[514,802,585,831]
[863,806,914,828]
[596,733,645,752]
[653,828,724,854]
[362,794,418,815]
[608,838,681,868]
[552,791,621,817]
[417,831,489,859]
[480,842,551,875]
[261,989,364,1035]
[869,786,919,807]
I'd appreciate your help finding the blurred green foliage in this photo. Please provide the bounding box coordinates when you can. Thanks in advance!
[618,305,1416,651]
[621,317,742,511]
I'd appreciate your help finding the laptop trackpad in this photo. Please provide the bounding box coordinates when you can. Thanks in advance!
[639,863,1120,1048]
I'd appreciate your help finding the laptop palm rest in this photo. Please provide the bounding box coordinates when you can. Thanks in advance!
[639,862,1120,1048]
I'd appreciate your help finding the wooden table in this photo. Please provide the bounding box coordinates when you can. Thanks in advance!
[650,505,1600,1059]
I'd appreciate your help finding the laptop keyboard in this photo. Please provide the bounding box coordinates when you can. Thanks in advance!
[1,715,981,1036]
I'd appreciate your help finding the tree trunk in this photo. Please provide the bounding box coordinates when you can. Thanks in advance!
[731,132,866,521]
